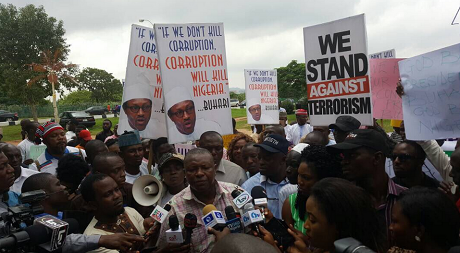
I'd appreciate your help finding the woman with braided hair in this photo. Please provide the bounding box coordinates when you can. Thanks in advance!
[227,133,255,168]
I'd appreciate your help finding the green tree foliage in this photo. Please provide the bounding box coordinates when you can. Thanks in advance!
[59,90,92,105]
[76,68,122,103]
[229,91,246,102]
[277,60,307,100]
[0,4,72,119]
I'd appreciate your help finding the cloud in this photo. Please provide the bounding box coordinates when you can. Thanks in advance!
[3,0,459,89]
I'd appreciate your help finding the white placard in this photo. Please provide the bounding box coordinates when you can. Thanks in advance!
[399,43,460,140]
[118,25,167,139]
[303,14,373,126]
[154,23,232,144]
[244,69,279,124]
[369,49,396,59]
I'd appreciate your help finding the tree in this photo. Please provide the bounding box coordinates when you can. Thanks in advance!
[0,4,72,121]
[27,49,78,122]
[76,68,122,103]
[277,60,307,100]
[59,90,92,105]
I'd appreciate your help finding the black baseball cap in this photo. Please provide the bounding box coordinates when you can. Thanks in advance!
[327,129,389,155]
[158,153,184,171]
[329,116,361,132]
[255,134,289,155]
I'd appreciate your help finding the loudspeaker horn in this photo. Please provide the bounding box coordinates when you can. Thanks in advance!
[132,175,163,206]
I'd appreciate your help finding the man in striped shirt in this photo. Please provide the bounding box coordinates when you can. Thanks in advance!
[158,148,239,253]
[328,129,406,247]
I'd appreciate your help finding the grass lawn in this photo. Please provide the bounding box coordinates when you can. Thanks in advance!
[230,108,247,118]
[1,117,120,142]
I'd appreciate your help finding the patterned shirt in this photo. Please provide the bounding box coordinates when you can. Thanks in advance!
[377,177,406,245]
[158,181,239,253]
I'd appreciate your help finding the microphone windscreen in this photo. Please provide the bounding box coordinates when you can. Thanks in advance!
[169,215,179,230]
[243,203,254,212]
[251,186,267,199]
[224,206,237,220]
[231,189,241,198]
[164,204,172,212]
[184,213,197,229]
[202,204,217,215]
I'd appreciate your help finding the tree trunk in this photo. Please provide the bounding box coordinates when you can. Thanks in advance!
[31,103,38,122]
[51,81,59,122]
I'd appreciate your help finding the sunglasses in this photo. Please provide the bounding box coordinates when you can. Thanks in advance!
[390,153,414,162]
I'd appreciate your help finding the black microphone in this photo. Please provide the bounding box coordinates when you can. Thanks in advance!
[166,215,183,244]
[224,206,243,233]
[183,213,197,245]
[231,189,242,198]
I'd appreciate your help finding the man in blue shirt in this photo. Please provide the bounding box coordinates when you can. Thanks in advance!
[242,134,290,219]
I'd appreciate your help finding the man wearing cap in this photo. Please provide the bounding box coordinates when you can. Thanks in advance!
[118,131,150,184]
[286,109,313,145]
[247,100,275,123]
[156,153,187,207]
[327,129,405,243]
[279,111,290,133]
[76,129,92,150]
[29,122,86,175]
[241,134,291,219]
[165,87,222,144]
[328,115,361,143]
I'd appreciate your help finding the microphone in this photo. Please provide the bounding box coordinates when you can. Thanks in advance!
[231,189,252,209]
[33,216,77,251]
[224,206,243,233]
[183,213,197,245]
[0,218,78,250]
[202,204,226,231]
[242,203,263,236]
[251,186,268,222]
[165,215,184,244]
[150,203,172,224]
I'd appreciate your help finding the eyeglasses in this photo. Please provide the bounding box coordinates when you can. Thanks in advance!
[127,104,152,113]
[390,153,414,162]
[249,107,261,113]
[170,106,195,118]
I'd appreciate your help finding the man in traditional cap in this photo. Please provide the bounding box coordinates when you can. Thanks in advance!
[247,98,275,123]
[285,109,313,145]
[29,121,86,175]
[165,86,221,143]
[118,131,149,184]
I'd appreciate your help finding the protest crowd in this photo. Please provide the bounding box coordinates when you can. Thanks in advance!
[1,14,460,253]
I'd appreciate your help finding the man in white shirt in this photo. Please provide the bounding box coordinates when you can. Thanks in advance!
[118,131,149,184]
[17,121,44,166]
[286,109,313,145]
[29,122,86,175]
[1,144,38,194]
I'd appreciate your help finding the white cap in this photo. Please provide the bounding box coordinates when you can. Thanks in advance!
[291,143,308,154]
[123,83,154,101]
[247,98,260,108]
[165,87,193,110]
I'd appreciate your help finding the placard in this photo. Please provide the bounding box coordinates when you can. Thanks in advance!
[399,43,460,140]
[244,69,279,124]
[369,49,396,59]
[155,23,232,144]
[370,58,404,120]
[303,14,373,126]
[118,25,167,139]
[30,145,46,160]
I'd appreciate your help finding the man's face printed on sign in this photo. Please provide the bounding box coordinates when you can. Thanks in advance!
[168,100,197,135]
[248,104,261,121]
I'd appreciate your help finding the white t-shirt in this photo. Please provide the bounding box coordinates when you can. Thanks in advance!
[10,167,39,194]
[125,164,150,184]
[286,123,314,145]
[29,147,86,175]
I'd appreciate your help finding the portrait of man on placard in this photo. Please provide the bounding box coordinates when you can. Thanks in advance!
[165,86,222,143]
[122,83,153,131]
[247,98,274,123]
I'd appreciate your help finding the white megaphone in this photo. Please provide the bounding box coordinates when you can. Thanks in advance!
[132,175,164,206]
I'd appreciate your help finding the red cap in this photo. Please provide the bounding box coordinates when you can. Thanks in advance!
[295,109,308,115]
[79,130,92,141]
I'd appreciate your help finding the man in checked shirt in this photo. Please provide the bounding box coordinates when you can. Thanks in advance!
[158,148,239,253]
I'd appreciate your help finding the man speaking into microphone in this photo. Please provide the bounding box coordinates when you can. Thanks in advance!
[158,148,238,252]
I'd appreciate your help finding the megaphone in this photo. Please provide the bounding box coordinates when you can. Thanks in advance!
[132,175,164,206]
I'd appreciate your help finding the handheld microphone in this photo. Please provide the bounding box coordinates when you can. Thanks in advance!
[183,213,197,245]
[242,203,263,236]
[202,204,226,231]
[33,216,75,251]
[251,186,268,222]
[150,203,171,224]
[165,215,184,244]
[224,206,243,233]
[232,189,252,209]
